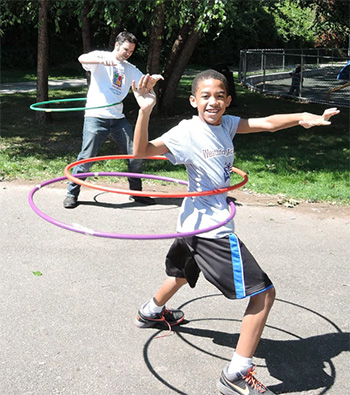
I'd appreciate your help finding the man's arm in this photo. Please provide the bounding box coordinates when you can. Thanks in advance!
[78,52,116,66]
[237,108,340,134]
[132,75,169,158]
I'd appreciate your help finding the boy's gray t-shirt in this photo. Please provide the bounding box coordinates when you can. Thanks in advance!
[162,115,241,239]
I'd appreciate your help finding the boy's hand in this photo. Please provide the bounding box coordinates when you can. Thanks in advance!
[146,74,164,90]
[299,108,340,129]
[132,75,156,113]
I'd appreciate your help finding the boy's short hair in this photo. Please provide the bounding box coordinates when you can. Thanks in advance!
[116,31,138,45]
[191,69,229,95]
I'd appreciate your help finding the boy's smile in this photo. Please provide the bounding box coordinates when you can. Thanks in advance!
[190,78,231,126]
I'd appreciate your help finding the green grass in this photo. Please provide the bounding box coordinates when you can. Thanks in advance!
[1,72,349,204]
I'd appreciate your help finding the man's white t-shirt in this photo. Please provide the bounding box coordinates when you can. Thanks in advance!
[82,50,143,119]
[162,115,241,239]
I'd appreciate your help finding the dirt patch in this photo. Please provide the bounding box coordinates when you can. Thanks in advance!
[228,189,350,220]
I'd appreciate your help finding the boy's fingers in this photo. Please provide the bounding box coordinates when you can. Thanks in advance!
[151,74,164,81]
[323,108,340,119]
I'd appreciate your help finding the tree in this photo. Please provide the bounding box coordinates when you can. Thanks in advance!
[146,0,165,75]
[144,0,229,115]
[1,0,348,119]
[310,0,350,48]
[81,0,92,53]
[36,0,51,124]
[265,0,316,47]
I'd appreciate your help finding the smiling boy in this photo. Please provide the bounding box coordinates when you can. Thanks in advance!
[131,70,339,395]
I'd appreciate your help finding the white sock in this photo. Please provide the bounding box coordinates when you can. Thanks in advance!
[142,298,164,315]
[227,352,253,375]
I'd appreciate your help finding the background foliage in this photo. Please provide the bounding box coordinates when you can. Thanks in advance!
[1,0,348,70]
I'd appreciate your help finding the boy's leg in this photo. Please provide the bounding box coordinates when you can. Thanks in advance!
[218,287,276,395]
[153,276,188,306]
[235,286,276,359]
[136,276,187,328]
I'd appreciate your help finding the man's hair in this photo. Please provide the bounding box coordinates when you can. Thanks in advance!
[191,69,229,95]
[115,31,138,45]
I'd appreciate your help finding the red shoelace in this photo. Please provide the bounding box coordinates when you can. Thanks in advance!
[243,367,268,393]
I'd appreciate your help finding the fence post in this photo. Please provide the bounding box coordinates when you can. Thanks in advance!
[239,50,247,84]
[263,52,266,92]
[299,55,304,99]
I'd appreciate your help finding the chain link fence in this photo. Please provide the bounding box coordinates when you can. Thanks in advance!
[239,48,350,108]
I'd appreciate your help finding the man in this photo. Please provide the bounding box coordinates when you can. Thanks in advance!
[64,31,163,208]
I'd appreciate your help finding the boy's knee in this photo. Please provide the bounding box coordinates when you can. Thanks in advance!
[266,286,276,307]
[251,286,275,308]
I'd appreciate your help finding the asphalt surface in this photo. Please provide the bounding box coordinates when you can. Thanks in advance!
[1,180,349,395]
[0,79,87,95]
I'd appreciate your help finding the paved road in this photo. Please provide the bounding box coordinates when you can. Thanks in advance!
[0,79,87,94]
[1,181,349,395]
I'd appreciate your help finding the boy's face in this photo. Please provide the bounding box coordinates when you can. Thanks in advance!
[190,78,231,126]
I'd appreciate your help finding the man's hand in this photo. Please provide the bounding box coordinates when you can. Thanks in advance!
[101,54,118,66]
[299,108,340,129]
[132,75,156,113]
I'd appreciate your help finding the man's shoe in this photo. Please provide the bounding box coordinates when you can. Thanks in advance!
[130,196,156,205]
[135,304,185,328]
[63,196,78,209]
[217,365,275,395]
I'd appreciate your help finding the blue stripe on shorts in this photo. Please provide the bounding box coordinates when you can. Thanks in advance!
[229,233,246,299]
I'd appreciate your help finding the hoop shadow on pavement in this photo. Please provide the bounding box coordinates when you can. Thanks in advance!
[142,295,349,395]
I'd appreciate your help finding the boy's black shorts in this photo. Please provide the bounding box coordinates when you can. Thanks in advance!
[165,234,273,299]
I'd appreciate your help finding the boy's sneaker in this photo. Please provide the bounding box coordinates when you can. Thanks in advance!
[217,365,275,395]
[135,304,185,329]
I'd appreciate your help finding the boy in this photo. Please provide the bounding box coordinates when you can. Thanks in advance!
[131,70,339,394]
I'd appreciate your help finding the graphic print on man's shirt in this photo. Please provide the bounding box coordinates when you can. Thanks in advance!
[112,69,124,92]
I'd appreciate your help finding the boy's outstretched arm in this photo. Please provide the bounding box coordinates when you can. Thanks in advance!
[237,108,340,134]
[132,75,169,158]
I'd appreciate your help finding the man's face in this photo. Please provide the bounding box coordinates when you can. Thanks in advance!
[115,41,136,61]
[190,78,231,126]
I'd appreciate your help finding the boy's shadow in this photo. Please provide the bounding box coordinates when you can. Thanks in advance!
[171,315,349,393]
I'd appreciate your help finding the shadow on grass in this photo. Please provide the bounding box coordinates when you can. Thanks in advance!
[1,86,349,202]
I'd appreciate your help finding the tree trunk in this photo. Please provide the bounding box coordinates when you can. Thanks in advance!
[147,1,165,75]
[157,27,201,116]
[36,0,51,124]
[162,23,192,82]
[81,0,92,85]
[108,26,122,51]
[82,0,92,53]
